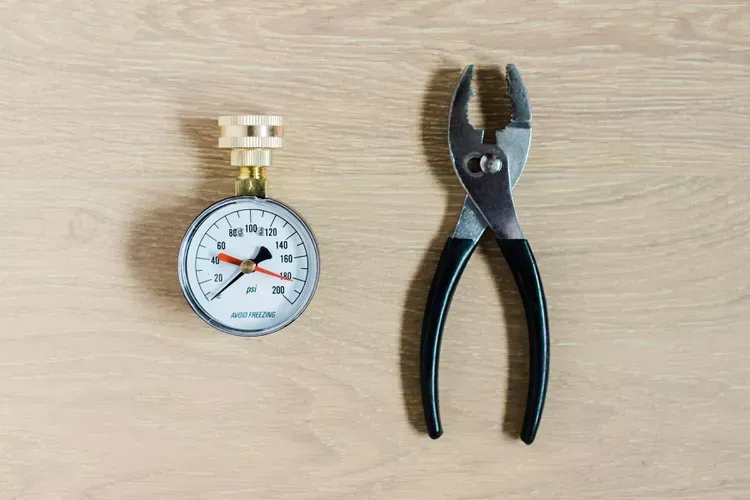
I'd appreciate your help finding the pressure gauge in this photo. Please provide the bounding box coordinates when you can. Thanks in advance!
[178,116,320,336]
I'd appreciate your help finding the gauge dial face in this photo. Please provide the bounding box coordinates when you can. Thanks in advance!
[178,197,320,336]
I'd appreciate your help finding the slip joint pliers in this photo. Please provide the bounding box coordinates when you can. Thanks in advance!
[420,64,550,445]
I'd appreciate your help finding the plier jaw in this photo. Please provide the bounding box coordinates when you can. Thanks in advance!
[449,64,532,240]
[420,65,550,445]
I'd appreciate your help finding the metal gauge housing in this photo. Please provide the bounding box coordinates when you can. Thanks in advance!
[178,115,319,336]
[179,196,320,336]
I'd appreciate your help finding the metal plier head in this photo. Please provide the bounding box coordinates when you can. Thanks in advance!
[448,65,532,239]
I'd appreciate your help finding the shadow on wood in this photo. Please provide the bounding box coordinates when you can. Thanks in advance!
[399,67,465,435]
[125,116,231,322]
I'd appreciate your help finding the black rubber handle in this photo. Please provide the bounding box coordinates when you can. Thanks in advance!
[497,238,550,445]
[420,237,479,439]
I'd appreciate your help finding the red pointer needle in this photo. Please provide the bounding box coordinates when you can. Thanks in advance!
[255,266,292,281]
[217,252,243,266]
[217,252,292,282]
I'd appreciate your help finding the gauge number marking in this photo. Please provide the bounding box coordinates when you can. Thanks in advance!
[195,210,308,305]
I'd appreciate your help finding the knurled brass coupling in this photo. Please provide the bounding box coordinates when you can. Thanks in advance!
[218,115,284,197]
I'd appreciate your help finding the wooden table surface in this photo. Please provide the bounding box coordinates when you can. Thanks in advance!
[1,1,749,498]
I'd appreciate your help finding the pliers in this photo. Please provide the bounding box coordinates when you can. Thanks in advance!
[420,65,550,444]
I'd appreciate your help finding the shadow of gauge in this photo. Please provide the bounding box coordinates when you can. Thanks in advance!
[126,116,233,324]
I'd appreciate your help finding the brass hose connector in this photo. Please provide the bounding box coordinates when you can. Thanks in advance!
[218,115,284,197]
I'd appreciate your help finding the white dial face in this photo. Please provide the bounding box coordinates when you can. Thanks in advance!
[178,197,320,336]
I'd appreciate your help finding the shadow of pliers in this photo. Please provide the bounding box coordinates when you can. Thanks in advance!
[420,65,550,444]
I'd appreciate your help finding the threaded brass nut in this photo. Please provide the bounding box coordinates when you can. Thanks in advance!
[218,115,284,167]
[218,136,283,150]
[219,115,283,127]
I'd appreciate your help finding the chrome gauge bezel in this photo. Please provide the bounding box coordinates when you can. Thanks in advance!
[178,196,320,337]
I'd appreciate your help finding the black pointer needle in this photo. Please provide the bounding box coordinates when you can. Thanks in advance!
[209,270,245,300]
[252,246,272,266]
[211,246,273,300]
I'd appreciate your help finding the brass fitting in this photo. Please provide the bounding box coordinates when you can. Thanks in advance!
[218,115,284,198]
[236,166,267,198]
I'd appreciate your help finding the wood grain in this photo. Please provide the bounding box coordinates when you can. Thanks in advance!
[0,1,749,498]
